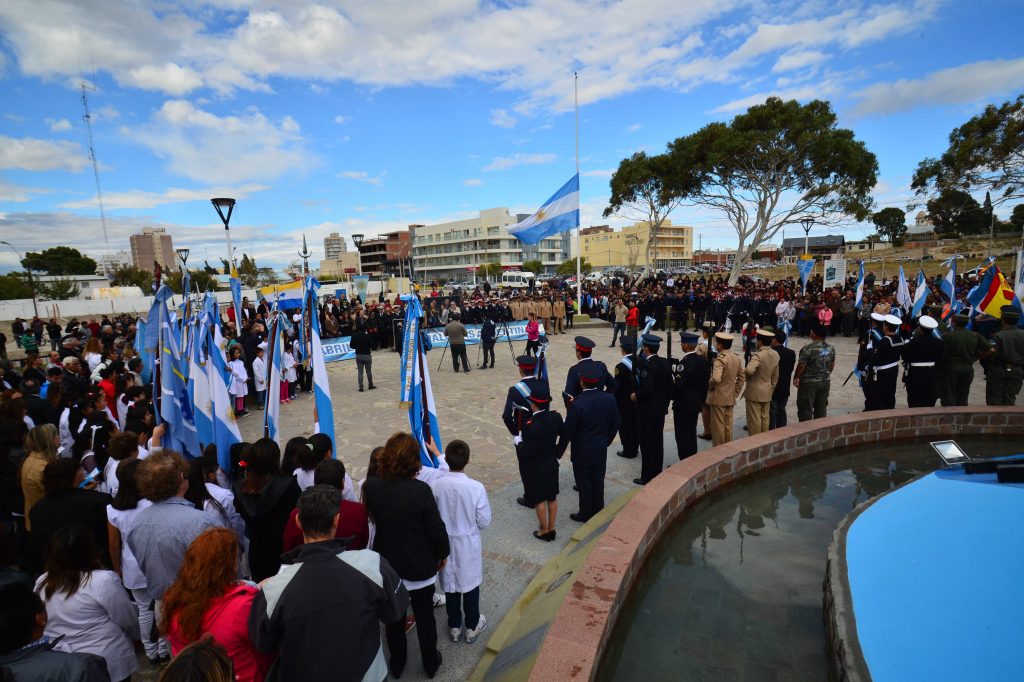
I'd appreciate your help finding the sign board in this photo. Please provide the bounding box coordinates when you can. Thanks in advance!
[466,266,478,272]
[344,268,357,274]
[321,321,532,363]
[824,259,847,288]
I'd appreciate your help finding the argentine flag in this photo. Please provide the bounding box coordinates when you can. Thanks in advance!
[306,277,336,449]
[205,294,242,473]
[896,266,912,310]
[149,285,201,458]
[509,174,579,245]
[854,260,865,310]
[911,270,928,318]
[399,295,441,468]
[939,256,956,300]
[188,315,214,449]
[264,312,284,443]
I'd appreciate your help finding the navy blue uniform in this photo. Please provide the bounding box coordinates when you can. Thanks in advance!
[563,358,613,407]
[672,352,708,460]
[564,388,620,521]
[502,377,543,435]
[612,356,639,458]
[636,353,672,482]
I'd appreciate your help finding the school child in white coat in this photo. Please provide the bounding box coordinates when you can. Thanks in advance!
[252,343,267,410]
[431,439,491,644]
[227,346,249,416]
[282,347,297,402]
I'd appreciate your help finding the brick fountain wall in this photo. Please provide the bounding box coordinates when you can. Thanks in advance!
[529,407,1024,681]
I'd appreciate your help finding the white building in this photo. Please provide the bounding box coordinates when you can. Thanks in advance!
[323,232,347,260]
[94,250,132,275]
[412,208,569,284]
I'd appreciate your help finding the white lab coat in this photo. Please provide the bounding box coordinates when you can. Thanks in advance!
[253,355,267,391]
[36,570,140,681]
[283,351,297,382]
[228,358,248,397]
[432,472,491,593]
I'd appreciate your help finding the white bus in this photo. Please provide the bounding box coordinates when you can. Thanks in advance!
[500,271,536,288]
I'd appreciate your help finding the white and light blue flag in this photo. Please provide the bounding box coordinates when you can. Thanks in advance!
[911,270,928,319]
[896,265,912,310]
[854,260,865,310]
[508,174,579,245]
[939,256,956,300]
[264,311,284,443]
[306,277,336,449]
[399,295,441,468]
[188,315,214,449]
[205,294,242,473]
[797,258,815,293]
[148,285,201,457]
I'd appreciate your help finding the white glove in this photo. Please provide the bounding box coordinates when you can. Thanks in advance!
[512,435,523,446]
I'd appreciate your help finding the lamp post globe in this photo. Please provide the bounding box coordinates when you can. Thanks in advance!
[351,233,364,275]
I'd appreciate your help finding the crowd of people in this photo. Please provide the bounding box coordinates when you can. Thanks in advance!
[1,264,1023,680]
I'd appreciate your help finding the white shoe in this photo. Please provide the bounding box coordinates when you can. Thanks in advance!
[432,592,446,608]
[465,614,487,643]
[449,627,461,642]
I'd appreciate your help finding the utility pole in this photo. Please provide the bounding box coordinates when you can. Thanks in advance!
[80,79,112,279]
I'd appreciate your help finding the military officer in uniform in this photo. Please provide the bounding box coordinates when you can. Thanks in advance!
[743,328,780,435]
[613,337,639,460]
[502,355,543,508]
[939,312,986,406]
[563,336,613,407]
[900,315,944,407]
[866,315,902,410]
[706,332,745,446]
[564,362,620,523]
[672,332,708,460]
[697,320,717,440]
[985,305,1024,405]
[858,312,886,410]
[631,334,672,485]
[794,324,836,420]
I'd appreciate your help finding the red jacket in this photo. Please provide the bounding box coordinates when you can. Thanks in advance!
[626,307,639,326]
[282,500,370,553]
[167,584,274,682]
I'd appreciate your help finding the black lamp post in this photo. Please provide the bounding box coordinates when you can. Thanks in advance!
[1,240,37,316]
[176,247,190,271]
[211,198,236,272]
[800,217,815,257]
[352,233,364,275]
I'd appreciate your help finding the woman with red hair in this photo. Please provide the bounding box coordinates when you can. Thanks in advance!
[161,528,273,682]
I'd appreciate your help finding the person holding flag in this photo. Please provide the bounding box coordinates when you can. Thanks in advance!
[898,315,944,407]
[630,333,672,486]
[502,355,544,509]
[612,337,639,461]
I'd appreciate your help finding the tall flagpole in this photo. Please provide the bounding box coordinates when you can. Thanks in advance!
[575,72,582,317]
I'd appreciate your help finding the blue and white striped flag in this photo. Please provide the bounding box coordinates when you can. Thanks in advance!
[264,311,284,443]
[854,260,865,310]
[939,256,956,300]
[896,265,912,310]
[306,277,335,449]
[229,269,243,329]
[135,319,153,384]
[399,295,441,468]
[188,314,214,449]
[204,294,241,473]
[911,269,928,319]
[797,257,815,293]
[508,174,579,245]
[148,285,200,457]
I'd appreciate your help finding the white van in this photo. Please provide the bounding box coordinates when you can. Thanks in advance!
[500,271,536,288]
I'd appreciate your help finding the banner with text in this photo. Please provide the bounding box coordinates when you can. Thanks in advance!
[823,259,847,288]
[322,321,531,362]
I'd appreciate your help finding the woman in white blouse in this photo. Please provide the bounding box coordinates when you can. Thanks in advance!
[36,523,139,681]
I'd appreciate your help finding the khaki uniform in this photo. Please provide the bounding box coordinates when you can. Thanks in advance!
[552,299,566,334]
[537,299,553,334]
[743,346,779,435]
[525,299,538,320]
[706,349,745,446]
[511,299,525,321]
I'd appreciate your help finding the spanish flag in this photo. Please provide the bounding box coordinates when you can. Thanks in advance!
[966,264,1022,320]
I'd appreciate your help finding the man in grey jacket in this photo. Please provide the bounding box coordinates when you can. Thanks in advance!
[445,314,471,373]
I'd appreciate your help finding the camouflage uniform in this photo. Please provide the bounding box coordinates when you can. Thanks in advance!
[796,339,835,421]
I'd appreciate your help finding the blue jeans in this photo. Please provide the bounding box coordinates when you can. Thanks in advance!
[256,390,266,408]
[445,586,481,630]
[611,322,624,346]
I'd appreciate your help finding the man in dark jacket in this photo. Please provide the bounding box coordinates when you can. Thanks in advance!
[769,330,797,429]
[632,334,672,485]
[612,338,639,461]
[0,582,110,681]
[672,332,708,460]
[562,336,613,408]
[479,315,496,369]
[900,315,944,407]
[250,485,408,682]
[564,362,620,523]
[503,356,543,508]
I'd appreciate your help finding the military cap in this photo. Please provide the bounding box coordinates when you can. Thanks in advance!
[919,315,938,329]
[579,362,603,383]
[528,380,551,403]
[756,327,776,339]
[884,314,902,327]
[516,355,537,369]
[619,337,636,352]
[641,333,662,349]
[714,331,734,342]
[574,336,596,353]
[1001,305,1020,323]
[679,332,699,344]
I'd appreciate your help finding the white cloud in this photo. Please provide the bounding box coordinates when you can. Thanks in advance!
[0,178,48,202]
[281,115,300,133]
[772,50,827,73]
[338,171,385,185]
[125,100,310,184]
[627,123,642,133]
[333,115,348,124]
[0,134,88,172]
[463,178,483,187]
[121,62,204,95]
[851,57,1024,117]
[490,109,517,128]
[582,169,614,178]
[710,76,846,114]
[58,183,270,210]
[483,153,557,172]
[46,117,72,132]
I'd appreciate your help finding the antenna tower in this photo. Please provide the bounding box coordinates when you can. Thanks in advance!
[80,78,112,279]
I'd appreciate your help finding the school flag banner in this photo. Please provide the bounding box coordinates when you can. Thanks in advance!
[306,276,336,449]
[966,264,1023,325]
[260,280,305,309]
[798,257,815,293]
[187,314,214,449]
[939,256,957,300]
[823,259,847,288]
[854,260,866,310]
[399,295,441,468]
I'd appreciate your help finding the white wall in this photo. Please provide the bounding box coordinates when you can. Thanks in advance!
[0,289,258,322]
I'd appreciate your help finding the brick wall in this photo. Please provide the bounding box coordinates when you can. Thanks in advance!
[530,407,1024,681]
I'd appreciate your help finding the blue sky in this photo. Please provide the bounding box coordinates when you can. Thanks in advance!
[1,0,1022,273]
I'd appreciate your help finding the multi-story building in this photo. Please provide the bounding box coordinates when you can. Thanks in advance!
[323,232,347,261]
[356,230,412,278]
[411,208,570,284]
[129,227,177,274]
[318,252,361,279]
[781,235,845,259]
[579,220,693,270]
[94,250,132,275]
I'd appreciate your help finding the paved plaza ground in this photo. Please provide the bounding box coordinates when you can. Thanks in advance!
[231,323,989,681]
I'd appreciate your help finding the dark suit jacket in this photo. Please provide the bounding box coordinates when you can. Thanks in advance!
[29,489,113,573]
[564,389,620,465]
[772,345,797,400]
[636,354,672,416]
[362,477,450,582]
[501,377,542,435]
[672,352,709,413]
[563,358,613,405]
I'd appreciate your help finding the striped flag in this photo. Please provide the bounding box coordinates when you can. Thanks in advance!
[896,265,912,311]
[399,295,441,468]
[229,267,243,328]
[966,264,1023,322]
[205,294,242,473]
[508,174,580,245]
[148,285,200,457]
[854,260,865,310]
[939,256,956,301]
[911,269,928,319]
[264,310,284,443]
[306,277,336,449]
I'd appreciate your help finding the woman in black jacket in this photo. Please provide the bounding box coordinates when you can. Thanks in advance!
[362,432,449,680]
[231,438,300,582]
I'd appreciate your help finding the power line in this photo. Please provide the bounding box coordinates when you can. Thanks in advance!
[80,75,112,279]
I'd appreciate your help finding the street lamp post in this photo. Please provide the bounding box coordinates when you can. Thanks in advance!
[800,217,815,257]
[1,241,37,317]
[176,247,190,272]
[211,198,237,274]
[352,234,364,276]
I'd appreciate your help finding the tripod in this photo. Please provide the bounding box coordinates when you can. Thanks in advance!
[496,317,517,364]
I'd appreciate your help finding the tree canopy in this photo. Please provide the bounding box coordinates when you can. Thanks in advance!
[0,273,33,300]
[36,278,80,301]
[165,269,220,294]
[661,97,877,284]
[21,246,97,276]
[925,189,990,235]
[604,152,683,274]
[522,259,544,275]
[556,258,591,276]
[871,207,908,244]
[912,94,1024,207]
[111,266,153,290]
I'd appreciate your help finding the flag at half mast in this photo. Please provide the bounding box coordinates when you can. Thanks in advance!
[508,174,579,245]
